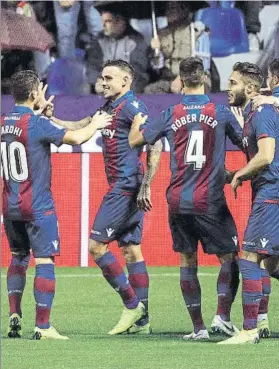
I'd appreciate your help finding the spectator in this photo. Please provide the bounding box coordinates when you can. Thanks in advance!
[235,1,263,51]
[144,2,211,94]
[86,7,150,93]
[53,1,103,59]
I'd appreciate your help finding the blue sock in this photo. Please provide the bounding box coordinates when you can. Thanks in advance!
[239,259,262,330]
[34,264,55,329]
[7,254,30,317]
[180,267,206,333]
[127,261,149,325]
[95,252,139,309]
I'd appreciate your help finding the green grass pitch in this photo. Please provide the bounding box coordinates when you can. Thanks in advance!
[1,266,278,369]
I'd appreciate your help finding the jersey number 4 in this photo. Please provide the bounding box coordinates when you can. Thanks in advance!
[1,142,29,182]
[184,131,206,170]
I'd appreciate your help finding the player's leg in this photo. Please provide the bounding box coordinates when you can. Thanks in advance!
[4,219,31,338]
[89,239,144,335]
[168,212,209,340]
[194,205,240,336]
[265,255,279,280]
[257,261,271,338]
[180,251,209,340]
[212,252,240,336]
[89,192,145,334]
[218,202,279,344]
[27,212,68,340]
[119,215,150,334]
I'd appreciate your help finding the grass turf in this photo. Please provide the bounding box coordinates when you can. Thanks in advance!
[1,266,278,369]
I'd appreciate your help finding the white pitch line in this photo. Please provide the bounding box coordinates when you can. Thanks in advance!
[0,272,217,278]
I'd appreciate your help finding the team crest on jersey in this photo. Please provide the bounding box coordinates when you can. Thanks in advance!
[132,100,139,109]
[242,136,248,147]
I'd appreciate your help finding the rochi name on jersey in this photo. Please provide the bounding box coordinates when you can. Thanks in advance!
[171,114,218,132]
[1,125,23,137]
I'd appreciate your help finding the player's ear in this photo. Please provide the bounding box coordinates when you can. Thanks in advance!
[245,82,254,96]
[29,89,38,102]
[122,75,130,87]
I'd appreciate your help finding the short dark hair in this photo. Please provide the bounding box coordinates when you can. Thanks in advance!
[103,59,135,80]
[269,59,279,79]
[179,57,205,88]
[232,62,264,91]
[10,70,39,103]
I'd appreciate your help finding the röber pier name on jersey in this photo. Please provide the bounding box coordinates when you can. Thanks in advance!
[171,113,218,132]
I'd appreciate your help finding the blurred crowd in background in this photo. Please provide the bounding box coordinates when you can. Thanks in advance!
[1,0,279,95]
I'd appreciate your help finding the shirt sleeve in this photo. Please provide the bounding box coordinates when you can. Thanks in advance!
[141,111,167,145]
[224,107,243,150]
[38,116,67,147]
[254,105,279,140]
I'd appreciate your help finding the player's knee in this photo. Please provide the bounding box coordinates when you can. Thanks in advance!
[88,240,108,259]
[34,257,54,265]
[121,244,143,263]
[180,252,197,267]
[217,252,238,264]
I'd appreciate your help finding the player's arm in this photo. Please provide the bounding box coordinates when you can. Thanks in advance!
[231,107,278,197]
[38,93,94,131]
[252,95,279,109]
[51,116,92,131]
[137,140,163,211]
[62,112,112,145]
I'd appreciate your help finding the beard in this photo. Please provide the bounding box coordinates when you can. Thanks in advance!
[231,89,247,107]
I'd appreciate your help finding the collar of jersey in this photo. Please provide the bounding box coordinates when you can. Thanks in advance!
[182,94,210,105]
[243,101,253,120]
[13,105,34,115]
[110,90,134,109]
[273,86,279,97]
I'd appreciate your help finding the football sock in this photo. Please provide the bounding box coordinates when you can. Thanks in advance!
[7,254,30,317]
[216,260,239,321]
[239,259,262,330]
[180,267,206,333]
[127,261,149,325]
[96,251,139,309]
[34,264,55,329]
[258,268,271,317]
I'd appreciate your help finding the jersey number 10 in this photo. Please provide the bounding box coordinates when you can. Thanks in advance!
[1,142,29,182]
[184,131,206,170]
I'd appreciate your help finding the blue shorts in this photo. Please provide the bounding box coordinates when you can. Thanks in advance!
[169,203,239,254]
[4,211,60,258]
[243,202,279,256]
[90,191,144,246]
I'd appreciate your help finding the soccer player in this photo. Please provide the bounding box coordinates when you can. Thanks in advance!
[49,60,163,335]
[1,70,112,340]
[252,58,279,109]
[219,62,279,345]
[128,57,243,340]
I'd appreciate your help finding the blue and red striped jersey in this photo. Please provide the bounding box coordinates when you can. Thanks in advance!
[100,90,149,192]
[273,86,279,98]
[242,102,279,203]
[1,106,66,220]
[142,94,243,214]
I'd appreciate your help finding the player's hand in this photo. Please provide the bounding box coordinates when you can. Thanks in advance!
[41,96,55,118]
[231,173,242,199]
[251,95,276,109]
[91,111,112,129]
[225,169,237,184]
[230,106,244,128]
[132,113,148,127]
[137,184,152,212]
